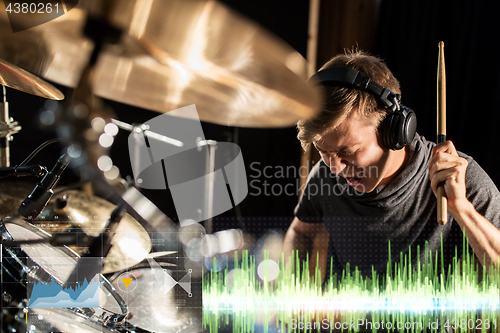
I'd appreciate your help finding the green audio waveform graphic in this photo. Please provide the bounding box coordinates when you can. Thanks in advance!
[203,235,500,333]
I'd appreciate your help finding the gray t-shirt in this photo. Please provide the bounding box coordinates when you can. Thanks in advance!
[295,133,500,278]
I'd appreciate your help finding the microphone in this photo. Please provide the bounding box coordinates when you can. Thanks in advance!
[17,154,71,220]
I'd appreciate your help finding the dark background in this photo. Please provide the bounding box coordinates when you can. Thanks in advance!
[5,0,500,238]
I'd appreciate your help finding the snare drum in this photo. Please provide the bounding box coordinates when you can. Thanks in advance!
[1,218,128,331]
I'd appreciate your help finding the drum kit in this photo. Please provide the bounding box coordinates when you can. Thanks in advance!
[0,1,319,332]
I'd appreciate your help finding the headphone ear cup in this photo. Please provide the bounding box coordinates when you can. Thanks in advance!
[401,108,417,146]
[392,111,406,150]
[380,113,396,150]
[380,107,417,150]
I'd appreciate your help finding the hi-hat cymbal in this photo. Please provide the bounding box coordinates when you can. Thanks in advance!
[0,180,35,218]
[0,0,319,128]
[37,190,152,274]
[0,58,64,100]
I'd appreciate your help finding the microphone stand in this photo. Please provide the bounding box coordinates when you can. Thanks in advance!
[17,154,71,220]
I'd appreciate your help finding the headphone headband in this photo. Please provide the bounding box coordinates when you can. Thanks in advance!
[309,67,416,150]
[310,67,401,114]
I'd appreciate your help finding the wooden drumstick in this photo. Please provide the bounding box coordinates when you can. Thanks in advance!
[437,41,447,224]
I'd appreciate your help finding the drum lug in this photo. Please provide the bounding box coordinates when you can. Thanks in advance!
[2,291,13,303]
[72,307,95,318]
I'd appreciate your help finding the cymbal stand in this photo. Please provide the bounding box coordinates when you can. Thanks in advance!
[111,118,183,147]
[0,85,21,167]
[197,139,217,234]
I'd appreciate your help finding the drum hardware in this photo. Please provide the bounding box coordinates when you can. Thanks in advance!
[0,58,64,168]
[109,119,186,250]
[0,140,73,211]
[17,154,71,220]
[44,3,130,214]
[198,138,217,234]
[196,138,247,234]
[0,164,47,178]
[1,85,21,168]
[0,106,20,138]
[0,138,75,221]
[1,297,28,333]
[1,218,129,330]
[111,118,184,147]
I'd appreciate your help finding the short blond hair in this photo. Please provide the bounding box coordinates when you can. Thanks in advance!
[297,50,401,150]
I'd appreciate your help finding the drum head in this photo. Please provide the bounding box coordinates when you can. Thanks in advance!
[4,220,78,283]
[2,219,128,328]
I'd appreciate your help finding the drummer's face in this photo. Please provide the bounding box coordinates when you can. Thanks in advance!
[313,108,406,193]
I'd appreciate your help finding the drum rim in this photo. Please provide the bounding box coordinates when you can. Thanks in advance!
[28,307,117,333]
[2,217,79,285]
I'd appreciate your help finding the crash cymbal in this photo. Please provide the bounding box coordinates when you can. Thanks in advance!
[0,58,64,100]
[0,0,319,128]
[36,190,151,274]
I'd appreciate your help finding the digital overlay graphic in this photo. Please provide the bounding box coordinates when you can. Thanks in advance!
[203,237,500,333]
[128,104,248,226]
[28,275,99,308]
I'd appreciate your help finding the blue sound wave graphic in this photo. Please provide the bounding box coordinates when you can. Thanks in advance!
[29,276,99,308]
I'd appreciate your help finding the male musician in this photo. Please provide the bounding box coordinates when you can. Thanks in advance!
[283,50,500,283]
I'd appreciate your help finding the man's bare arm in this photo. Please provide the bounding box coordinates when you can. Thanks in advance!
[283,217,330,283]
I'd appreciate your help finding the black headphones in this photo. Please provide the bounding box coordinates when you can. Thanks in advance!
[310,67,417,150]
